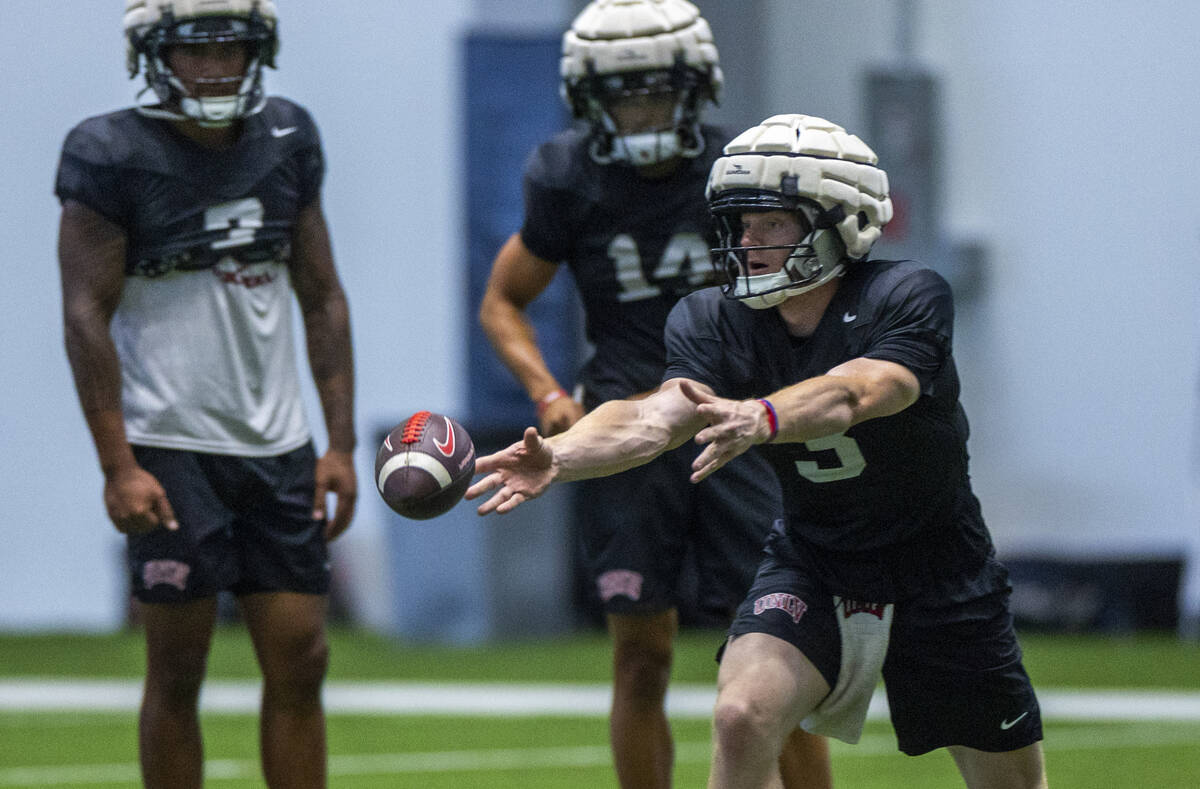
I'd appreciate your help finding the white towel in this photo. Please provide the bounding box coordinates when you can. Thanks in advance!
[800,597,894,744]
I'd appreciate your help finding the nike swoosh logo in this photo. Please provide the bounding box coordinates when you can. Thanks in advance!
[270,126,298,138]
[1000,711,1029,730]
[433,416,455,457]
[842,312,857,323]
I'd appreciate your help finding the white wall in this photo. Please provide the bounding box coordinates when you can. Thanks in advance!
[2,0,1197,630]
[921,1,1199,561]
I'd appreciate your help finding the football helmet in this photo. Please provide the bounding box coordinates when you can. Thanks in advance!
[124,0,278,127]
[561,0,722,167]
[706,114,893,309]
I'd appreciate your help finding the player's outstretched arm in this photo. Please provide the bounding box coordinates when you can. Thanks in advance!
[686,357,920,482]
[467,378,709,514]
[771,357,920,440]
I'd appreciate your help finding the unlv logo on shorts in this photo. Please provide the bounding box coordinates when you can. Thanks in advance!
[840,599,886,619]
[142,560,191,591]
[753,593,808,623]
[597,570,643,602]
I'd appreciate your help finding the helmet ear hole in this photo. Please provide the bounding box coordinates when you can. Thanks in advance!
[812,229,847,268]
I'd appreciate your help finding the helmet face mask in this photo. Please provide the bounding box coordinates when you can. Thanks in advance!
[583,65,700,166]
[561,0,722,168]
[711,202,848,310]
[705,114,893,309]
[125,0,278,127]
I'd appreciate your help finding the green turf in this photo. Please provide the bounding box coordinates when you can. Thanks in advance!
[4,713,1200,788]
[2,626,1196,685]
[1,627,1198,787]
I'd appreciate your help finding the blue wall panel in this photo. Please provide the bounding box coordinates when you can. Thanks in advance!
[463,32,580,438]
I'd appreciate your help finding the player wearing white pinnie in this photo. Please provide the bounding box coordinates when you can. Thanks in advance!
[56,2,356,787]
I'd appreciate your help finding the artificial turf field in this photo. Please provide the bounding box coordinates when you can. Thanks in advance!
[1,627,1197,787]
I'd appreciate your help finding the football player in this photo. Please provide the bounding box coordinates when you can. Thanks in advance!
[469,114,1048,788]
[477,1,831,786]
[55,2,356,786]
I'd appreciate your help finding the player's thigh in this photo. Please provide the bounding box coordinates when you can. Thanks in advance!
[128,446,239,601]
[716,632,828,731]
[607,609,678,656]
[948,742,1047,789]
[726,525,842,690]
[141,598,219,683]
[239,591,329,683]
[227,444,330,597]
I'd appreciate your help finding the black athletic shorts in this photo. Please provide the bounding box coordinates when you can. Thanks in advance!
[575,441,780,620]
[727,524,1043,755]
[126,443,330,603]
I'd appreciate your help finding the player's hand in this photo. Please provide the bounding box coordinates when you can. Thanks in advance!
[103,465,178,535]
[466,427,556,515]
[314,449,357,542]
[681,380,766,483]
[538,395,584,437]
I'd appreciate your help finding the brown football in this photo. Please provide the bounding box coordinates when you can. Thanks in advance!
[375,411,476,520]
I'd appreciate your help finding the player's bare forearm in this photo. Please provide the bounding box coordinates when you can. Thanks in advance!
[468,381,704,515]
[479,234,564,401]
[303,298,356,453]
[291,200,356,453]
[63,314,133,467]
[770,358,920,443]
[480,295,561,400]
[548,381,704,481]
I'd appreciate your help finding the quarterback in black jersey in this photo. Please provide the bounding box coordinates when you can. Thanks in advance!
[55,3,355,787]
[470,114,1048,788]
[477,2,831,787]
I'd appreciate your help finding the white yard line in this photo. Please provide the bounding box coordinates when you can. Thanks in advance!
[2,726,1200,786]
[2,679,1199,721]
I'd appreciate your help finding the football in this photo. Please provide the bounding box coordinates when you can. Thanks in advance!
[375,411,476,520]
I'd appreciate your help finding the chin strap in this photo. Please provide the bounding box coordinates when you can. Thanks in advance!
[587,101,704,166]
[133,84,191,122]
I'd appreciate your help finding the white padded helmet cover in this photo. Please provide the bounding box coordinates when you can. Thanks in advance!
[561,0,722,96]
[125,0,278,36]
[707,114,892,259]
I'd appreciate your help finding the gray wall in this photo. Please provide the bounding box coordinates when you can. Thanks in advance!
[2,1,1197,631]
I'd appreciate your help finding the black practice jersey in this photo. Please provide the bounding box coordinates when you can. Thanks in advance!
[520,124,729,403]
[664,261,998,596]
[55,97,323,277]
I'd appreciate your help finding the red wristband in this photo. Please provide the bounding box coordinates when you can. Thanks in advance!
[756,398,779,442]
[536,388,569,417]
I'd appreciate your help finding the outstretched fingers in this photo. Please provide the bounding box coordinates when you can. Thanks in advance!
[466,472,513,515]
[685,392,764,483]
[690,443,730,483]
[465,427,551,515]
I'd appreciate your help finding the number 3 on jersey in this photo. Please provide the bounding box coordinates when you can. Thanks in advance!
[794,433,867,482]
[610,232,710,302]
[206,197,264,251]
